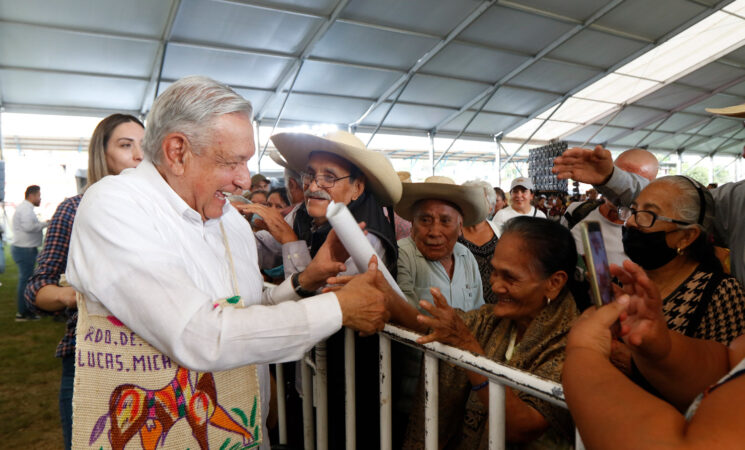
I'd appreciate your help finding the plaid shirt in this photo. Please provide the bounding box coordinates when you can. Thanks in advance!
[25,194,82,358]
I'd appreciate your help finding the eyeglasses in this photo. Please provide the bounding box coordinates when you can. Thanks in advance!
[301,172,350,189]
[617,206,692,228]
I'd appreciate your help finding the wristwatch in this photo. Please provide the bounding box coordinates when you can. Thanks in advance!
[291,272,317,298]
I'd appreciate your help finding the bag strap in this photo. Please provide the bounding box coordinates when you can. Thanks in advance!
[684,270,726,337]
[219,221,240,298]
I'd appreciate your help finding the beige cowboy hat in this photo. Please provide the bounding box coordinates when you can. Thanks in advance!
[706,102,745,118]
[397,171,412,183]
[270,131,402,205]
[395,176,488,227]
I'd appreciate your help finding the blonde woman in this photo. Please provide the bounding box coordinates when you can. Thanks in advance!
[24,114,144,450]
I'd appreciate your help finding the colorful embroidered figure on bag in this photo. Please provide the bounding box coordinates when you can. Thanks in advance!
[88,367,257,449]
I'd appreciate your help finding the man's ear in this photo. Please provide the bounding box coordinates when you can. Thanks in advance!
[161,133,190,176]
[351,175,365,201]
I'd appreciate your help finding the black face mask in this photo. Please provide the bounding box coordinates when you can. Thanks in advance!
[621,226,678,270]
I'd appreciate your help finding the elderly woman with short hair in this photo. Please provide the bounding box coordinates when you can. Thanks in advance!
[459,179,500,304]
[619,175,745,344]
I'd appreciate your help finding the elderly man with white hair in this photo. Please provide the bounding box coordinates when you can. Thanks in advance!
[234,129,402,450]
[66,76,387,449]
[395,176,487,312]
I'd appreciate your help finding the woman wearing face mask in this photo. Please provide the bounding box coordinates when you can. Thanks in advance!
[619,175,745,344]
[23,114,144,450]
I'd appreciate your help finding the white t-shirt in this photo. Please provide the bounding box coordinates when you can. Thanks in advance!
[568,206,627,268]
[491,206,547,237]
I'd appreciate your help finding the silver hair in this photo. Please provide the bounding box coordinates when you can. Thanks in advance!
[284,167,302,191]
[142,76,254,165]
[650,175,715,233]
[463,179,497,217]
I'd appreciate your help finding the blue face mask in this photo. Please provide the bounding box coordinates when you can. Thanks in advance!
[263,265,285,279]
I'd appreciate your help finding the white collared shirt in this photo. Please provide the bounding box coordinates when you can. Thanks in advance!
[67,160,342,447]
[11,199,48,247]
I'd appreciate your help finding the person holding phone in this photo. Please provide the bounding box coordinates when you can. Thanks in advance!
[563,260,745,449]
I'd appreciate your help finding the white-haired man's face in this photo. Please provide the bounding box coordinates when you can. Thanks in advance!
[410,199,462,263]
[302,152,364,222]
[172,113,254,221]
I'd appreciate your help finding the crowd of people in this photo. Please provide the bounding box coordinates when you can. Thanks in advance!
[10,75,745,449]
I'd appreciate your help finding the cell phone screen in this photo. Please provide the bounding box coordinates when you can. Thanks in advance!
[581,222,614,306]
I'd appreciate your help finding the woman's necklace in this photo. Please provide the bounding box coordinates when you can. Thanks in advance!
[505,325,518,362]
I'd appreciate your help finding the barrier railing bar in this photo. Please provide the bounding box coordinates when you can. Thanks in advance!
[489,381,506,450]
[302,353,315,450]
[316,342,329,450]
[380,324,566,407]
[276,363,287,444]
[379,334,392,450]
[576,427,586,450]
[424,353,438,450]
[345,328,357,450]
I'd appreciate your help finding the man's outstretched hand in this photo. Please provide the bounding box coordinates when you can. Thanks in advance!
[335,255,389,336]
[552,145,614,185]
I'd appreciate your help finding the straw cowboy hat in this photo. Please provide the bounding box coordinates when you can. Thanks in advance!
[397,171,412,183]
[706,102,745,118]
[270,131,402,206]
[395,176,489,227]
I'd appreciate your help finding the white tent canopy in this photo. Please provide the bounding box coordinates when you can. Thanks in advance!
[3,0,745,170]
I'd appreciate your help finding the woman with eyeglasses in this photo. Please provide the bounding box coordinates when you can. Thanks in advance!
[617,175,745,344]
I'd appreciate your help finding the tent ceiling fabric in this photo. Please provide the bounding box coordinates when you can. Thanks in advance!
[2,0,745,159]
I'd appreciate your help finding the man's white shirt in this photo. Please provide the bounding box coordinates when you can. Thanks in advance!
[12,199,48,247]
[67,160,343,447]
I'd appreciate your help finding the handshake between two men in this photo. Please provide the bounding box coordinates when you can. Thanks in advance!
[287,224,393,337]
[288,222,430,339]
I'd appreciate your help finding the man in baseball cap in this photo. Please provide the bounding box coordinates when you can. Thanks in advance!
[250,173,270,192]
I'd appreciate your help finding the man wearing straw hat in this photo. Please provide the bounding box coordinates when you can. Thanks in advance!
[239,130,401,449]
[552,101,745,285]
[239,130,401,282]
[65,76,388,448]
[395,176,488,312]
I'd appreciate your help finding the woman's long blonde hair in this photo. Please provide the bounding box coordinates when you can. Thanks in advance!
[85,114,144,190]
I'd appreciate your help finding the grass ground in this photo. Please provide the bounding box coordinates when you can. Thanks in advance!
[0,245,66,449]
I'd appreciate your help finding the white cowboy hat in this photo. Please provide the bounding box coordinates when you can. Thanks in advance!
[270,131,402,206]
[394,176,488,227]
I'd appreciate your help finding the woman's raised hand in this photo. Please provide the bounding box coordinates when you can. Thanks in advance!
[416,288,479,351]
[610,260,672,361]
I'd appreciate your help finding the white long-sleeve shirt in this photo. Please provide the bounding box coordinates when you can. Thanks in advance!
[11,199,48,247]
[66,160,343,446]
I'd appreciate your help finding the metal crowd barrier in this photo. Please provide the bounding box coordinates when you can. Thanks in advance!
[272,323,585,450]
